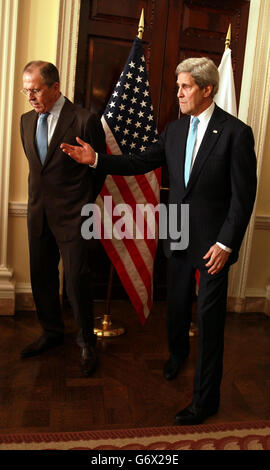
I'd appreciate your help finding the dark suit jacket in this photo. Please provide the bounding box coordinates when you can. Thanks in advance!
[96,105,257,266]
[20,97,106,242]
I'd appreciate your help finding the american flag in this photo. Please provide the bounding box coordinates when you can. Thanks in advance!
[95,37,161,324]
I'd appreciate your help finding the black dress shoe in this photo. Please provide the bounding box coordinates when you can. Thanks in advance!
[163,357,185,380]
[174,403,218,426]
[81,344,97,377]
[21,334,64,358]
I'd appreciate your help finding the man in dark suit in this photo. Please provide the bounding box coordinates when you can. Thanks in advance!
[20,61,106,377]
[61,57,257,423]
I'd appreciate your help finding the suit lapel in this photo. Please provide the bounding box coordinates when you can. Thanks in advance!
[184,105,227,196]
[43,98,76,167]
[174,116,190,187]
[25,111,41,166]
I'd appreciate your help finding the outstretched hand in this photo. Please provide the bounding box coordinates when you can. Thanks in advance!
[203,243,230,275]
[60,137,96,165]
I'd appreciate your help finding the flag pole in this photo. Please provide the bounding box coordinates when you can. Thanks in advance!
[94,262,126,337]
[94,9,145,338]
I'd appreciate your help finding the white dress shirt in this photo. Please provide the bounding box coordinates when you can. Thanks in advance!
[36,93,66,145]
[189,101,215,171]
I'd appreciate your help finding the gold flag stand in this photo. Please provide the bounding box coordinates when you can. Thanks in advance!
[94,10,145,338]
[94,264,125,337]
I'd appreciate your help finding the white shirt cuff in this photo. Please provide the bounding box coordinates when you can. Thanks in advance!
[89,152,98,168]
[217,242,232,253]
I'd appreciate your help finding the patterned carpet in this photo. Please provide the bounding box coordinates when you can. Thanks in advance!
[1,421,270,450]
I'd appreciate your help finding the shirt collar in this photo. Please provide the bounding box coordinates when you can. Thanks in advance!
[191,101,215,125]
[48,93,65,118]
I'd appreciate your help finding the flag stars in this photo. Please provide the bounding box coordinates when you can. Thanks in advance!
[131,97,137,104]
[133,131,139,138]
[138,65,144,73]
[138,111,144,118]
[124,83,130,90]
[128,108,134,114]
[122,93,128,100]
[119,104,125,111]
[114,125,120,132]
[123,128,129,135]
[147,115,154,121]
[135,121,141,128]
[113,91,118,97]
[140,100,147,108]
[129,61,135,68]
[117,114,123,121]
[142,135,149,142]
[145,125,151,132]
[130,142,136,149]
[106,111,113,119]
[136,76,142,83]
[126,72,133,79]
[134,86,140,93]
[140,145,146,152]
[109,101,116,108]
[126,118,132,125]
[121,139,127,146]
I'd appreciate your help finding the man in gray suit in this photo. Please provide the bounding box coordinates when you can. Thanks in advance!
[61,57,257,424]
[20,61,106,376]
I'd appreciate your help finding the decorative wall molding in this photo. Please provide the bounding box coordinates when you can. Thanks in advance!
[255,215,270,230]
[9,201,27,217]
[0,0,19,314]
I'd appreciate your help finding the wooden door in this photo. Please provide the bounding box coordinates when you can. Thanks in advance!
[74,0,250,300]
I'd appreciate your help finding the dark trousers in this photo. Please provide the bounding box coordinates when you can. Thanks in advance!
[28,217,95,347]
[167,250,229,411]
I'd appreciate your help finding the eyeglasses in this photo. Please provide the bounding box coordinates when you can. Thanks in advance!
[20,88,43,96]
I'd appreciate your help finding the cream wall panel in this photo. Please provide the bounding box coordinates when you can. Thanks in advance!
[247,229,270,290]
[10,0,60,202]
[7,216,30,284]
[255,114,270,216]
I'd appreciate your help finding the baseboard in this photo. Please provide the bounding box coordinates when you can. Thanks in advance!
[228,294,270,315]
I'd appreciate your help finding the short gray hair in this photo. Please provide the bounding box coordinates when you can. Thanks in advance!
[176,57,219,97]
[23,61,60,87]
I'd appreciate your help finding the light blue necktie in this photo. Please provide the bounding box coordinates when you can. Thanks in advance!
[184,116,199,186]
[36,112,50,164]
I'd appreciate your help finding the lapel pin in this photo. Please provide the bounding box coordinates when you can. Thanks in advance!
[213,130,218,134]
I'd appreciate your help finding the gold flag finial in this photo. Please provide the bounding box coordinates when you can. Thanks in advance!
[225,24,231,50]
[137,9,144,39]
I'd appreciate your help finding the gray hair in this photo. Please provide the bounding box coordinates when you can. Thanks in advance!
[176,57,219,97]
[23,61,60,87]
